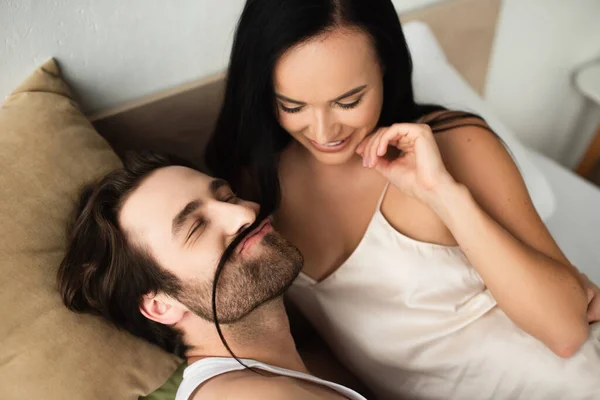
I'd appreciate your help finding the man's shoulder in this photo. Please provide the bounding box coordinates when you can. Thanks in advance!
[189,369,305,400]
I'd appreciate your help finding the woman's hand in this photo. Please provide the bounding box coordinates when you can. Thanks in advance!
[356,123,455,204]
[582,274,600,323]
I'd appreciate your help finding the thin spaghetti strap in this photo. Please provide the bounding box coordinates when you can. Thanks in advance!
[376,181,391,210]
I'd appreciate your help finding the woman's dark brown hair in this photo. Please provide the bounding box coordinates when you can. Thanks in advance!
[205,0,491,212]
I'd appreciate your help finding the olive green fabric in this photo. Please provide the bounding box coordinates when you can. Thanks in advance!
[141,363,186,400]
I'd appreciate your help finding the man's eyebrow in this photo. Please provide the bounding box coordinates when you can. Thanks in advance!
[275,84,367,105]
[172,200,202,237]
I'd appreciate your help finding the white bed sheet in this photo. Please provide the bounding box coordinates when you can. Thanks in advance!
[529,150,600,283]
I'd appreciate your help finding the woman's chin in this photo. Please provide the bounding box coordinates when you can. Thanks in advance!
[308,147,358,166]
[291,135,364,166]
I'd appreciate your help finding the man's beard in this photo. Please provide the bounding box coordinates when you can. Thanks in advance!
[174,230,303,323]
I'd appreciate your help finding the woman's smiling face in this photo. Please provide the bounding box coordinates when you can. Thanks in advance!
[273,28,384,165]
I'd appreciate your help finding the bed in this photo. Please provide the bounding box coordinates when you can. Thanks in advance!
[530,150,600,282]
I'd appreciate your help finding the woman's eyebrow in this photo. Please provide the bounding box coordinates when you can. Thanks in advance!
[330,85,367,102]
[275,84,367,105]
[274,93,306,105]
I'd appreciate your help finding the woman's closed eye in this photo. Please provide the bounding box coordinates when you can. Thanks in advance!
[279,103,304,114]
[278,95,364,114]
[336,96,363,109]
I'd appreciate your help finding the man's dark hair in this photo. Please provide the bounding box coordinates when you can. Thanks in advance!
[57,152,197,357]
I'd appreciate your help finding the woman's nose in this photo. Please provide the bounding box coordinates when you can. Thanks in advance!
[310,109,342,144]
[311,109,332,144]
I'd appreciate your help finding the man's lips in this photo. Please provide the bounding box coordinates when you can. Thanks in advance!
[238,218,272,254]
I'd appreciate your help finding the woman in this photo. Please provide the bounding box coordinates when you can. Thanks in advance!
[205,0,600,399]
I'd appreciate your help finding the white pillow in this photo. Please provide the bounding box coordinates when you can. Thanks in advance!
[404,21,556,220]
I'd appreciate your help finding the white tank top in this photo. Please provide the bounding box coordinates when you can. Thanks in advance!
[288,183,600,400]
[175,357,367,400]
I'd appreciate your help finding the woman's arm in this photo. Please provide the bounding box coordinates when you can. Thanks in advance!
[357,122,590,358]
[430,125,589,357]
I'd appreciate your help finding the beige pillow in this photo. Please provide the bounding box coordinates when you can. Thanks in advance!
[0,59,180,400]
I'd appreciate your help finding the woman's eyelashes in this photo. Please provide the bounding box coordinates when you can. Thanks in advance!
[279,104,304,114]
[337,96,363,110]
[278,95,364,114]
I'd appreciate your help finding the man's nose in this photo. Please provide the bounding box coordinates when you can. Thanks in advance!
[211,201,256,237]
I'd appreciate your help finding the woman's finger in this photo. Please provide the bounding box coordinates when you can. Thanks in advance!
[356,136,367,156]
[358,135,375,165]
[376,127,395,156]
[388,123,430,139]
[369,130,386,168]
[372,128,388,159]
[357,127,381,155]
[378,126,409,156]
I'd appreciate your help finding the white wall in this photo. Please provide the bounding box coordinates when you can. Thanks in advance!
[485,0,600,163]
[0,0,442,115]
[0,0,246,113]
[393,0,445,12]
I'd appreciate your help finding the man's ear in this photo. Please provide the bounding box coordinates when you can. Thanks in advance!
[139,292,185,325]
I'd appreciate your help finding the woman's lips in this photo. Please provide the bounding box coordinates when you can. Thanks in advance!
[309,136,350,153]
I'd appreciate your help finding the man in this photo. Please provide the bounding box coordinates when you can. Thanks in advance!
[58,152,367,400]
